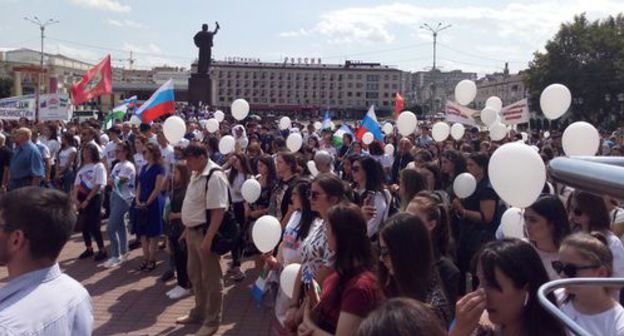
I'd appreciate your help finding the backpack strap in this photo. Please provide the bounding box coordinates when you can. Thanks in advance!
[204,167,232,205]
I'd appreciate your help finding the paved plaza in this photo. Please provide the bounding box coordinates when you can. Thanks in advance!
[0,231,273,336]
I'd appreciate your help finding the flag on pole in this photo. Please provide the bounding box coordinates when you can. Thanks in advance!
[332,124,353,147]
[321,109,332,130]
[445,101,477,126]
[135,79,175,122]
[394,92,405,118]
[499,98,529,125]
[103,103,128,130]
[355,105,384,142]
[71,55,112,105]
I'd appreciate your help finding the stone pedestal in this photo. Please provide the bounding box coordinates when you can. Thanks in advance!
[188,73,213,106]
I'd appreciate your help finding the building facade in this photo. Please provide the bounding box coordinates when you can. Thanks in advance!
[474,68,528,110]
[405,69,477,115]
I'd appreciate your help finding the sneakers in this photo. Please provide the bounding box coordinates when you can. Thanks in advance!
[103,257,121,268]
[167,286,191,300]
[94,250,108,262]
[78,249,94,259]
[230,267,246,282]
[175,314,202,325]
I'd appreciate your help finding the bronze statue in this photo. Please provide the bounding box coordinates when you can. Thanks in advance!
[194,22,220,74]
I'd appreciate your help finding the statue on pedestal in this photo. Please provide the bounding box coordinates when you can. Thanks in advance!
[194,22,220,75]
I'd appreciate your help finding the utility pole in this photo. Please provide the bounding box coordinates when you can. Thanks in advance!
[420,23,451,117]
[24,16,59,122]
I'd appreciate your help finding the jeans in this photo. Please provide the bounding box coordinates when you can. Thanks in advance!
[107,192,130,258]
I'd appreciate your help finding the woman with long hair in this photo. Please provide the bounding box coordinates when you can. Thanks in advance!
[352,156,389,240]
[103,141,136,268]
[451,239,566,336]
[378,212,452,326]
[440,149,467,195]
[133,142,166,272]
[247,154,277,220]
[297,202,382,336]
[270,151,299,224]
[524,194,571,279]
[227,152,253,281]
[398,168,427,211]
[56,132,78,193]
[356,298,447,336]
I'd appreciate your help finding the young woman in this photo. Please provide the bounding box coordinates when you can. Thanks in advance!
[56,132,78,193]
[398,168,427,211]
[451,239,566,336]
[270,152,299,223]
[266,180,320,335]
[132,136,147,174]
[524,194,571,279]
[104,142,136,268]
[378,212,452,327]
[247,155,277,221]
[406,191,460,311]
[74,143,108,262]
[339,154,359,186]
[134,142,166,272]
[352,157,389,240]
[368,141,392,172]
[417,162,450,206]
[228,153,253,281]
[356,298,447,336]
[297,202,383,336]
[555,232,624,335]
[164,163,192,300]
[440,149,467,195]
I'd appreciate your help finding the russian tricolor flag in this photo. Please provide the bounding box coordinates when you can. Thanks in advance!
[135,79,175,122]
[355,105,384,142]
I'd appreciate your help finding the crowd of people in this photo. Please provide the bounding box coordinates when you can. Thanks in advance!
[0,109,623,336]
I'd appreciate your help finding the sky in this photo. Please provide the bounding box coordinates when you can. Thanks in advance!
[1,0,624,76]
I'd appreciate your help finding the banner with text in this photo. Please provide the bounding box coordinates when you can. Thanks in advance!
[0,94,71,121]
[500,98,529,125]
[445,101,477,126]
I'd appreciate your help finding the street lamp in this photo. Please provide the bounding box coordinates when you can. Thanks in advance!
[24,16,59,122]
[420,22,451,116]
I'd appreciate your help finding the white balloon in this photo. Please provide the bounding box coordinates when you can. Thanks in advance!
[280,263,301,298]
[307,160,319,177]
[362,132,374,145]
[455,80,477,105]
[544,131,550,139]
[500,208,526,239]
[205,118,219,133]
[279,116,292,130]
[199,119,209,127]
[562,121,600,156]
[231,99,250,121]
[481,107,499,127]
[382,122,394,135]
[163,116,186,144]
[252,215,282,253]
[489,142,546,208]
[129,115,142,126]
[521,132,528,143]
[214,110,225,122]
[489,122,508,141]
[314,121,323,131]
[384,144,395,156]
[397,112,417,136]
[286,133,303,152]
[540,84,572,120]
[485,96,503,113]
[431,122,450,142]
[218,135,235,155]
[451,123,465,140]
[241,179,262,203]
[453,173,477,199]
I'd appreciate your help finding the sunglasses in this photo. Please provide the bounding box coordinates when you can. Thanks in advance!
[551,261,600,278]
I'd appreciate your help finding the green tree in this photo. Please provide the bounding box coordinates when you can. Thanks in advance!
[0,77,12,99]
[525,14,624,130]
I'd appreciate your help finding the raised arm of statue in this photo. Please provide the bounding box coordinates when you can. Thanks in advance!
[214,21,220,34]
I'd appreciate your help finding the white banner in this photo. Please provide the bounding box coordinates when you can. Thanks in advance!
[445,101,477,126]
[0,94,70,121]
[500,98,529,125]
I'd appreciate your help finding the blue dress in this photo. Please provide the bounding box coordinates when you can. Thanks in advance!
[133,163,165,237]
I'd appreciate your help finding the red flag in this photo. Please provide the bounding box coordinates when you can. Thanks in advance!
[71,55,112,105]
[394,92,405,118]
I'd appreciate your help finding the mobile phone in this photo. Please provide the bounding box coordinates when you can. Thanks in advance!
[365,191,376,206]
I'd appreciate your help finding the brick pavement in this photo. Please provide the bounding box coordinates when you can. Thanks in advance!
[0,232,273,336]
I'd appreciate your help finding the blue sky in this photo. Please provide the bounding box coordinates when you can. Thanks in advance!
[1,0,623,75]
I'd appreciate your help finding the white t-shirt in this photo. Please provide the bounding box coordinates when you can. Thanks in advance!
[371,154,393,169]
[74,162,106,195]
[58,146,77,170]
[111,160,136,203]
[557,289,624,336]
[531,243,560,280]
[607,232,624,279]
[228,172,246,203]
[36,141,50,159]
[160,145,174,176]
[133,153,146,174]
[104,141,119,169]
[46,138,61,164]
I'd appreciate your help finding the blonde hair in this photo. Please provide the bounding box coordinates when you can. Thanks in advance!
[561,232,613,277]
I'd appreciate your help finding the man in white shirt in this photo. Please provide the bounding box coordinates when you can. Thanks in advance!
[104,126,123,172]
[0,187,93,335]
[157,132,175,178]
[176,143,228,336]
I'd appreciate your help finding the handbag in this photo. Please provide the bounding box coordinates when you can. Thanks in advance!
[205,168,240,255]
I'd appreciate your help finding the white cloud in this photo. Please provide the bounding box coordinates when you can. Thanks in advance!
[68,0,131,13]
[56,43,98,61]
[106,18,144,28]
[120,42,185,68]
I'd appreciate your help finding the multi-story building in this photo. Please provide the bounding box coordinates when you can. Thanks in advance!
[405,69,477,115]
[474,64,528,110]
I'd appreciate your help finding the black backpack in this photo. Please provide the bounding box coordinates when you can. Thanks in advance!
[205,168,240,255]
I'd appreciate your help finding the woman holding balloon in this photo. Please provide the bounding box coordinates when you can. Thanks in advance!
[227,153,254,281]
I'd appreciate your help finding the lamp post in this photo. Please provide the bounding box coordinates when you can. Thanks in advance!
[24,16,59,122]
[420,22,451,117]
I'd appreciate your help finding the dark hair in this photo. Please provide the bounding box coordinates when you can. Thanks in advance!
[293,180,317,241]
[357,156,385,192]
[399,169,426,210]
[368,141,384,155]
[47,124,59,140]
[108,125,122,136]
[313,173,347,203]
[278,151,298,175]
[527,194,571,248]
[421,162,444,190]
[379,213,433,301]
[356,298,447,336]
[81,143,100,165]
[62,132,76,147]
[257,154,277,186]
[570,191,611,232]
[116,141,133,162]
[228,153,252,183]
[0,187,76,260]
[172,162,191,192]
[441,149,466,184]
[139,123,151,133]
[415,150,433,163]
[206,136,220,154]
[144,142,162,163]
[477,239,566,336]
[467,152,490,178]
[410,191,452,257]
[184,142,208,158]
[343,133,353,143]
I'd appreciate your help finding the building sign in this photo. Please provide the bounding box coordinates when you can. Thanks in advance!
[283,57,322,65]
[224,57,261,63]
[0,94,71,121]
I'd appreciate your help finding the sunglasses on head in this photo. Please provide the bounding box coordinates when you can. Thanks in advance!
[551,261,600,278]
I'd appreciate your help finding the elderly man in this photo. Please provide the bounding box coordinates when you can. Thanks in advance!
[8,128,44,190]
[0,187,93,335]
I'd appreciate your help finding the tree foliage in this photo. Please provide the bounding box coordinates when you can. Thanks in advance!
[525,14,624,129]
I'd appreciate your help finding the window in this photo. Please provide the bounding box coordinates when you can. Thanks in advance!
[366,75,379,81]
[356,74,362,80]
[347,83,353,88]
[347,92,353,97]
[366,92,379,99]
[366,83,379,90]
